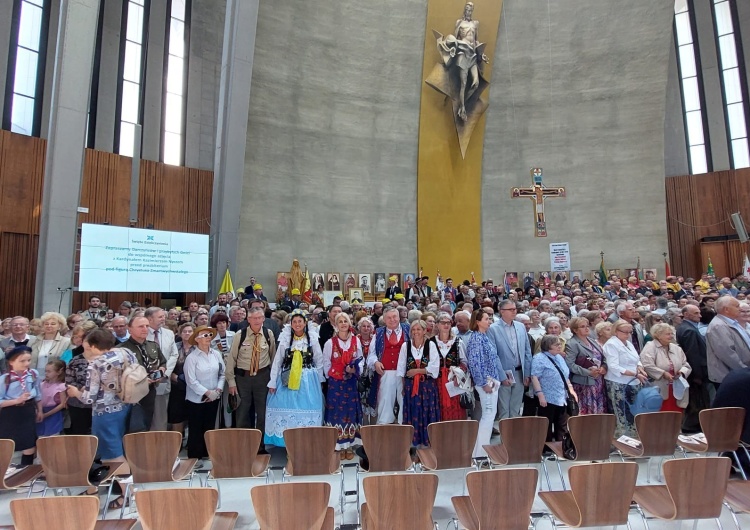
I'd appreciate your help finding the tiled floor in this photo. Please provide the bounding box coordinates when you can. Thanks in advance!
[1,441,746,530]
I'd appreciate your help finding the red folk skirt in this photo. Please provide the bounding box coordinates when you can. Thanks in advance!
[437,366,466,420]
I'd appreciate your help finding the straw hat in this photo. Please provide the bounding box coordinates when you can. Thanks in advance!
[188,325,217,346]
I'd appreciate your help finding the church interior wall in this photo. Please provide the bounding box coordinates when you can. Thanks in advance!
[481,0,674,279]
[665,43,690,177]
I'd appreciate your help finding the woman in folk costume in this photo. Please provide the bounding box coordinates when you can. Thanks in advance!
[398,319,440,446]
[265,310,325,447]
[356,316,377,425]
[434,311,468,420]
[324,312,364,458]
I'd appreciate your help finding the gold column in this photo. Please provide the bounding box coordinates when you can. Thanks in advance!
[417,0,504,282]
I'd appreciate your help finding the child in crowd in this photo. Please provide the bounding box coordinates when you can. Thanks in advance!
[37,359,67,436]
[0,346,43,465]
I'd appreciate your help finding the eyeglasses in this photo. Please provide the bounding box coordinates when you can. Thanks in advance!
[196,332,213,339]
[500,308,517,312]
[615,329,632,334]
[438,321,452,325]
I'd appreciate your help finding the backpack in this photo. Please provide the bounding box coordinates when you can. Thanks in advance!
[627,379,663,416]
[115,348,149,404]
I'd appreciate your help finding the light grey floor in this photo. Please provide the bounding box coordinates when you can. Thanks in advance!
[1,440,747,530]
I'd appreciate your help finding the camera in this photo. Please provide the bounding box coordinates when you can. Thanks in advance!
[148,370,164,381]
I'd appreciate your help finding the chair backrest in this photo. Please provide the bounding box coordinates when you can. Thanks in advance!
[568,414,616,461]
[37,435,97,488]
[498,416,548,465]
[362,473,438,530]
[466,468,538,530]
[123,431,182,483]
[136,487,218,530]
[284,426,339,476]
[10,497,99,530]
[360,425,414,472]
[700,407,746,453]
[251,482,331,530]
[0,439,14,489]
[663,456,731,520]
[634,411,682,457]
[426,420,478,469]
[205,428,262,479]
[569,462,638,526]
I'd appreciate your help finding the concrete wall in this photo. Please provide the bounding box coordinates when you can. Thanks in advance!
[237,0,426,290]
[481,0,674,278]
[665,42,690,177]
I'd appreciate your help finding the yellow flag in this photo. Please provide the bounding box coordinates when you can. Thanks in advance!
[219,264,234,296]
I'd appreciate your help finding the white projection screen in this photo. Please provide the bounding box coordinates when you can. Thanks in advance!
[78,224,209,292]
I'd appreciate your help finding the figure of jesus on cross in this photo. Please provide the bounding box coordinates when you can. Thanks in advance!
[511,168,566,237]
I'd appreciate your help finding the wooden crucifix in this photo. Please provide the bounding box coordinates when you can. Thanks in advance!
[511,168,566,237]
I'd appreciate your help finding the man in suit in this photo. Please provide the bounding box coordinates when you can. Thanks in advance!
[487,300,532,418]
[419,276,433,299]
[145,307,179,431]
[612,302,645,352]
[0,316,37,372]
[385,276,401,300]
[677,303,711,432]
[706,295,750,390]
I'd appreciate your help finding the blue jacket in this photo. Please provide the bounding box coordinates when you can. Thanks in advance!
[487,319,532,380]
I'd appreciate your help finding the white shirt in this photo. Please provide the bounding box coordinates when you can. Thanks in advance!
[397,340,439,378]
[323,335,364,379]
[602,336,642,385]
[183,347,226,403]
[366,327,403,370]
[36,339,55,371]
[268,325,325,388]
[434,336,467,364]
[528,325,545,341]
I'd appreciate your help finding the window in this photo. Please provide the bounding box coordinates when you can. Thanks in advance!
[674,1,709,174]
[162,0,190,165]
[116,0,149,157]
[2,0,50,136]
[713,0,749,169]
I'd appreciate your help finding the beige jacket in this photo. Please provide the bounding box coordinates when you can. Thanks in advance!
[640,340,692,408]
[30,333,71,369]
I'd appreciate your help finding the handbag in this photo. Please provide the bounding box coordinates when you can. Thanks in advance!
[627,378,663,416]
[547,353,579,417]
[574,354,596,370]
[561,432,577,459]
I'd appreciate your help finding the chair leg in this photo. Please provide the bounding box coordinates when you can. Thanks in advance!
[339,466,345,514]
[646,457,651,484]
[215,479,222,509]
[632,502,650,530]
[724,502,742,530]
[552,455,566,490]
[693,519,699,530]
[41,486,48,498]
[717,518,725,530]
[540,460,552,491]
[448,518,459,530]
[26,478,38,498]
[119,482,132,520]
[627,520,634,530]
[355,469,361,525]
[732,451,748,481]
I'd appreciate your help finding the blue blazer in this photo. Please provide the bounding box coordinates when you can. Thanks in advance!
[487,320,532,379]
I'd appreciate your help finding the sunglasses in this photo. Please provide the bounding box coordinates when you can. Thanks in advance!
[196,332,214,339]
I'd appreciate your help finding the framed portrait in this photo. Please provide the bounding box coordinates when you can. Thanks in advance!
[626,268,638,280]
[349,288,363,302]
[388,273,401,288]
[591,270,603,282]
[504,271,519,289]
[607,269,621,279]
[373,273,387,294]
[644,268,657,281]
[522,272,535,290]
[570,270,583,284]
[358,273,372,293]
[553,271,568,282]
[343,272,357,294]
[311,273,325,293]
[403,273,416,290]
[327,272,341,292]
[538,271,551,287]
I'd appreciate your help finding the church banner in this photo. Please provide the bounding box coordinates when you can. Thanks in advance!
[550,242,570,272]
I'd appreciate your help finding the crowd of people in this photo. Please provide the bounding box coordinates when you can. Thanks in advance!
[2,269,750,502]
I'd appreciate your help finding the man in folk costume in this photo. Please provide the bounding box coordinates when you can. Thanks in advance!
[366,307,410,424]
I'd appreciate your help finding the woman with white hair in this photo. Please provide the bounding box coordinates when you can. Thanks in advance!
[533,318,565,354]
[640,323,691,412]
[30,312,71,370]
[434,312,468,420]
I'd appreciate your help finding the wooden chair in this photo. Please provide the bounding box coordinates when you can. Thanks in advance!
[282,426,346,512]
[539,461,640,529]
[723,480,750,530]
[0,439,42,495]
[483,416,552,490]
[250,482,334,530]
[543,414,616,489]
[114,431,198,519]
[416,420,479,471]
[633,456,731,529]
[204,429,272,508]
[612,411,682,482]
[135,487,238,530]
[361,473,439,530]
[5,497,136,530]
[34,435,124,500]
[678,407,747,479]
[451,468,539,530]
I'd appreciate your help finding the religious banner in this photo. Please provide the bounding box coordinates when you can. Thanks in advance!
[549,242,571,272]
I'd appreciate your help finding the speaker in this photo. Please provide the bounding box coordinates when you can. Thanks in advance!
[731,212,749,243]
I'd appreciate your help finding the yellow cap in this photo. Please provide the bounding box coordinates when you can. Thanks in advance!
[291,288,300,295]
[381,298,391,303]
[253,284,262,290]
[394,293,405,300]
[389,275,397,281]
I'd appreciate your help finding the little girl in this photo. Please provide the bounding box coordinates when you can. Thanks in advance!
[37,359,67,436]
[0,346,43,465]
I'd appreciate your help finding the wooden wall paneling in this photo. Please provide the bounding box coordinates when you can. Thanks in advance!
[0,130,46,234]
[0,233,39,318]
[700,242,728,279]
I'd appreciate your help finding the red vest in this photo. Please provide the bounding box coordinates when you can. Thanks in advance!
[381,330,404,371]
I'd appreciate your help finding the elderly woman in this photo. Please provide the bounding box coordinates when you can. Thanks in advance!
[210,313,235,355]
[531,335,578,441]
[193,310,209,327]
[357,317,378,425]
[594,321,613,350]
[64,321,99,434]
[533,318,565,354]
[183,325,225,460]
[30,312,71,370]
[434,311,468,421]
[266,310,325,447]
[555,312,573,341]
[398,318,440,447]
[565,317,608,415]
[466,309,507,458]
[641,323,692,412]
[603,319,648,437]
[324,312,364,457]
[167,323,194,437]
[643,313,663,343]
